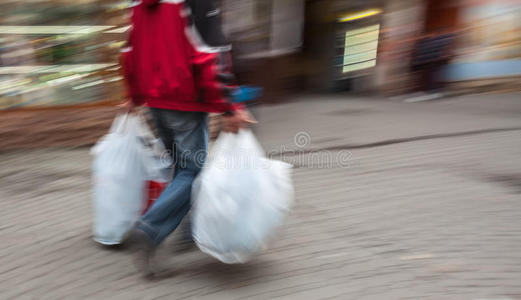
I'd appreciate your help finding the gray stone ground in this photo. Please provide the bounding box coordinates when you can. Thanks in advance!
[1,93,520,299]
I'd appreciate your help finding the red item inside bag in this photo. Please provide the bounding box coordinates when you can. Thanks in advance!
[142,181,167,215]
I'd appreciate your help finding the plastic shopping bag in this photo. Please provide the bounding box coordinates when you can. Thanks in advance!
[192,130,293,264]
[91,114,168,245]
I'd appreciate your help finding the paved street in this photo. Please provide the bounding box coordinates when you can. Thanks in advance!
[1,93,521,299]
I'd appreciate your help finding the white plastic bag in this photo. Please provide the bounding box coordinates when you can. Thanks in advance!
[91,114,167,245]
[192,130,293,263]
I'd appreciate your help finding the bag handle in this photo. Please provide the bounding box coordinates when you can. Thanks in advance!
[110,112,152,137]
[135,112,156,142]
[110,113,131,134]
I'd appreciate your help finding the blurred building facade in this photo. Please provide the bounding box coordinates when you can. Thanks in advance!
[0,0,128,109]
[221,0,520,98]
[0,0,519,110]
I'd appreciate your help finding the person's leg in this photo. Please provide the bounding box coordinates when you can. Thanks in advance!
[148,108,176,181]
[138,167,195,246]
[136,109,208,247]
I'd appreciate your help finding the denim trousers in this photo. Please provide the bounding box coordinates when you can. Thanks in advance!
[137,108,208,247]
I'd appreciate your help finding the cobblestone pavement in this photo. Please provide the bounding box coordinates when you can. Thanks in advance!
[1,93,521,299]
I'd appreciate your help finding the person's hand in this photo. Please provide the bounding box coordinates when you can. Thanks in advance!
[118,99,138,114]
[222,109,257,133]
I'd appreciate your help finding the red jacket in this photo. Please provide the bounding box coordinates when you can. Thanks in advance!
[121,0,240,113]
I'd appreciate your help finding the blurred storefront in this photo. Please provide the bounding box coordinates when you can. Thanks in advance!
[223,0,386,98]
[377,0,521,95]
[219,0,307,102]
[331,1,384,93]
[0,0,129,110]
[299,0,520,95]
[1,0,518,110]
[446,0,521,92]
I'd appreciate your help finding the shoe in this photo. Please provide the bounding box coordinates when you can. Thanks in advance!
[173,219,196,253]
[128,229,156,278]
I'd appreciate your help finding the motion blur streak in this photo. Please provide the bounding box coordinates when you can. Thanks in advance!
[0,0,520,299]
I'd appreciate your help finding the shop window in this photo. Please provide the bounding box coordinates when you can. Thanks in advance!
[342,24,380,73]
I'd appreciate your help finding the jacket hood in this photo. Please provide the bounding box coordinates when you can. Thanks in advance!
[142,0,160,7]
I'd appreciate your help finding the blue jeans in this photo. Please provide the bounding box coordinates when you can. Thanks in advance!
[137,108,208,247]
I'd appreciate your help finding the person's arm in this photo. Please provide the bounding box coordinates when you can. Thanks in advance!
[119,38,146,112]
[183,0,255,132]
[185,0,242,114]
[119,2,145,110]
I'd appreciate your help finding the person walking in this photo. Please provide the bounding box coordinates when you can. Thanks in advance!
[120,0,253,276]
[408,29,455,102]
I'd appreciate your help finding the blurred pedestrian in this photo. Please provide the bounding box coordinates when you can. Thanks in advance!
[120,0,254,277]
[408,29,455,102]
